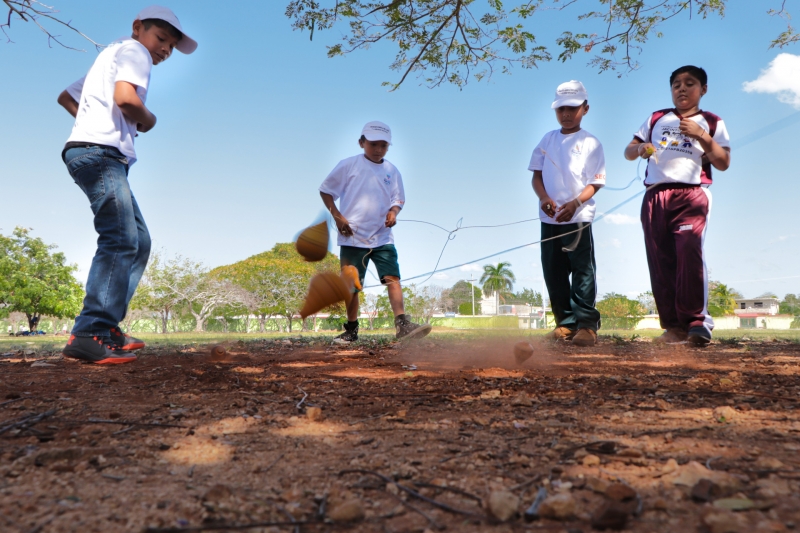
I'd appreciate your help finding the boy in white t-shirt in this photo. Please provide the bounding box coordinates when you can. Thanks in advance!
[624,65,731,346]
[57,6,197,364]
[529,81,606,347]
[320,121,432,344]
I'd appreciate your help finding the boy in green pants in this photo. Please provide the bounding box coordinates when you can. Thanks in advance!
[529,81,606,347]
[320,121,431,344]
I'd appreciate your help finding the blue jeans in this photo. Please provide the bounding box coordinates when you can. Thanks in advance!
[64,145,151,337]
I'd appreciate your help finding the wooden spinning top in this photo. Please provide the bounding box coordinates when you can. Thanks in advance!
[300,272,351,319]
[340,265,362,293]
[210,345,228,361]
[513,341,534,364]
[295,222,329,262]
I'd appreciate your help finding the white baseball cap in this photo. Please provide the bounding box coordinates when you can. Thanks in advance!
[136,5,198,54]
[551,80,588,109]
[361,121,392,144]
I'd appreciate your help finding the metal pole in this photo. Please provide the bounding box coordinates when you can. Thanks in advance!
[469,275,475,316]
[542,278,547,329]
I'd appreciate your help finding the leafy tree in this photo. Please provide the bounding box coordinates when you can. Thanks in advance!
[133,252,245,332]
[780,294,800,316]
[458,301,481,315]
[756,291,778,299]
[131,250,187,334]
[0,227,84,331]
[708,281,737,317]
[480,262,515,315]
[596,292,644,329]
[510,287,543,307]
[211,243,342,333]
[286,1,797,89]
[404,284,445,324]
[638,291,656,315]
[449,280,482,314]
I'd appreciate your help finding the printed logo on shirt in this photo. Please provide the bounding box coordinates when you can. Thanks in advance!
[658,126,695,155]
[384,174,392,185]
[679,224,693,232]
[594,174,606,182]
[571,144,582,156]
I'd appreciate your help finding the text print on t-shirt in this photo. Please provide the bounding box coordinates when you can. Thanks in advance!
[657,126,694,155]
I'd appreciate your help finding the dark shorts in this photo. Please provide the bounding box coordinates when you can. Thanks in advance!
[340,244,401,290]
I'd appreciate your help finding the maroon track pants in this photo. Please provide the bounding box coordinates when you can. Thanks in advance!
[641,184,713,333]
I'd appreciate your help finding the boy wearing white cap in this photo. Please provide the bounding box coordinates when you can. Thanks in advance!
[529,81,606,347]
[320,121,431,344]
[57,6,197,364]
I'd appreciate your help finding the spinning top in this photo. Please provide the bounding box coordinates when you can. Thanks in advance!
[513,341,534,364]
[210,345,228,361]
[300,272,350,319]
[295,222,329,262]
[340,265,362,293]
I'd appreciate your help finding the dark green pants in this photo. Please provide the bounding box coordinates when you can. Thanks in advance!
[541,222,601,331]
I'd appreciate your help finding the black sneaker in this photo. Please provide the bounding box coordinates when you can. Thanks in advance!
[109,327,145,350]
[63,335,137,365]
[333,321,359,344]
[687,326,712,346]
[395,315,432,341]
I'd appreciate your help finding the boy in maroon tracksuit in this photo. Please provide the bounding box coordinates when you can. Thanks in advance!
[624,66,731,346]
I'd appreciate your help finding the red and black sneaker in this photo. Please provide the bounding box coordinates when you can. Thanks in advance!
[63,335,137,365]
[109,327,145,351]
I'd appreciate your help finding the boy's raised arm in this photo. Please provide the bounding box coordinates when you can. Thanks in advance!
[57,90,79,118]
[114,81,157,133]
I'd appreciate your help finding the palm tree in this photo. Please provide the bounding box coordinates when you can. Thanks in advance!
[480,262,516,315]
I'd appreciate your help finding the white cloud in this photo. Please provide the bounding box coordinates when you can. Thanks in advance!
[601,213,638,225]
[432,273,449,280]
[459,264,482,272]
[743,53,800,109]
[611,239,622,249]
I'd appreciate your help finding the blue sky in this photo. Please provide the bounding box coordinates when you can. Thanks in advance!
[1,1,799,300]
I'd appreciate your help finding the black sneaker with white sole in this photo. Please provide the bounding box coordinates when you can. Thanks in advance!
[687,326,712,346]
[395,315,432,341]
[333,321,359,344]
[63,335,137,364]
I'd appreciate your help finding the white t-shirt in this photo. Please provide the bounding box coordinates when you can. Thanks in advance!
[320,155,405,248]
[65,38,152,166]
[528,129,606,225]
[634,109,730,186]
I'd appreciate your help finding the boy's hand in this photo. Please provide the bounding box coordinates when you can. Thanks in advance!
[540,197,556,218]
[334,215,354,237]
[555,199,578,223]
[679,118,705,140]
[385,210,397,228]
[637,143,657,159]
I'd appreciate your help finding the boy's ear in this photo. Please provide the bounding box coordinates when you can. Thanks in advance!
[132,19,143,39]
[358,138,365,148]
[701,85,708,97]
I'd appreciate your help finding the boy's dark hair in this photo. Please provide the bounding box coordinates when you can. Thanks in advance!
[141,18,183,41]
[670,65,707,86]
[359,135,367,142]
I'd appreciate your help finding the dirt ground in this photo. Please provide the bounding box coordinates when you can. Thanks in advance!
[1,332,800,533]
